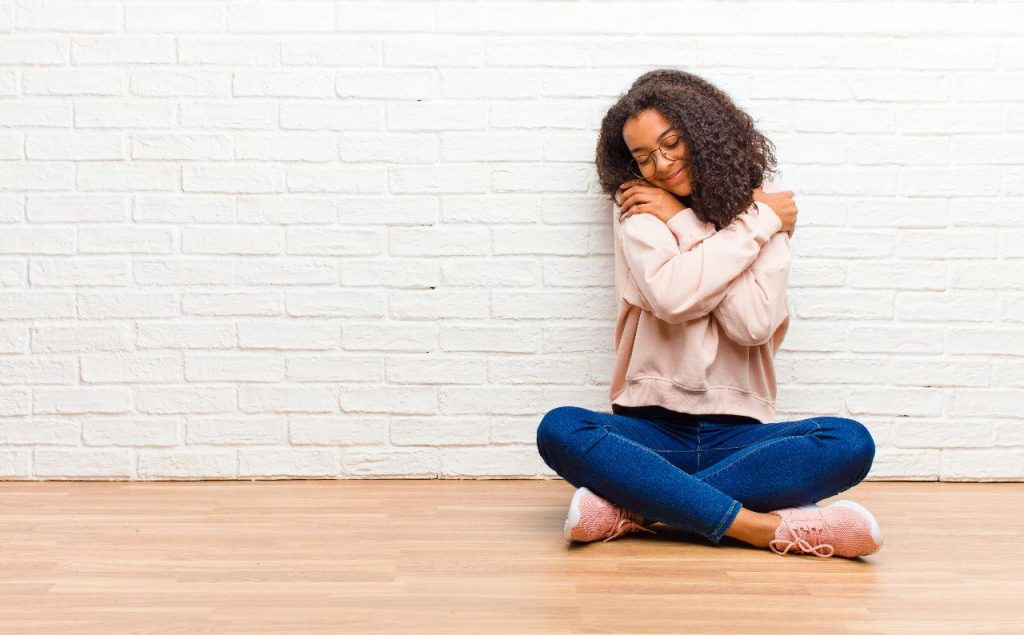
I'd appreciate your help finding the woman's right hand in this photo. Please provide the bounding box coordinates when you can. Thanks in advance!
[753,187,798,236]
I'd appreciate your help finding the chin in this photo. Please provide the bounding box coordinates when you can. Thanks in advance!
[667,182,692,198]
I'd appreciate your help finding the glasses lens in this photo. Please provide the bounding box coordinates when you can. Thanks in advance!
[662,135,684,160]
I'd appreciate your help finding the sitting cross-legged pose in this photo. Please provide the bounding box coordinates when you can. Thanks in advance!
[536,69,882,559]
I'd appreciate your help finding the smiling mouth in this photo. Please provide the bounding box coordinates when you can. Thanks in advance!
[665,167,684,181]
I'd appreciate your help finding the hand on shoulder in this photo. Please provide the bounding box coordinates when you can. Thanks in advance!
[753,184,798,237]
[615,179,686,224]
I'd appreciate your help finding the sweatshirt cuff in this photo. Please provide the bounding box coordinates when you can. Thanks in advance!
[665,208,716,251]
[750,201,783,242]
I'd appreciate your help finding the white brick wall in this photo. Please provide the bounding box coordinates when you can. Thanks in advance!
[1,0,1022,481]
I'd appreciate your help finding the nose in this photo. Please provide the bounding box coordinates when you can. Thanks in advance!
[654,153,677,177]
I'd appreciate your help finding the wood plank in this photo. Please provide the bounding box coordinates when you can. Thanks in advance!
[0,480,1020,633]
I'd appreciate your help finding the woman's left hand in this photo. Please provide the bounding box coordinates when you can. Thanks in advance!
[615,179,685,223]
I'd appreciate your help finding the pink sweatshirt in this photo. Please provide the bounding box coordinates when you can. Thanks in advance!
[609,184,792,423]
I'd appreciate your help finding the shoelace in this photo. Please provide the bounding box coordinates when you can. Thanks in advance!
[603,510,657,542]
[768,522,835,558]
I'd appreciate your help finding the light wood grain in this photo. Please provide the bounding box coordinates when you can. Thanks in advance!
[0,480,1020,634]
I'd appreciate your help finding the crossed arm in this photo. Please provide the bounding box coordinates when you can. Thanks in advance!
[617,203,792,346]
[671,209,791,346]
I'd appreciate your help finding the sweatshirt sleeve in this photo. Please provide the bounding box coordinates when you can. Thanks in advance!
[617,201,782,324]
[711,231,792,346]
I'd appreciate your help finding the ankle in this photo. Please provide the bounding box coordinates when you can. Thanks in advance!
[724,508,783,548]
[750,512,782,548]
[763,512,783,544]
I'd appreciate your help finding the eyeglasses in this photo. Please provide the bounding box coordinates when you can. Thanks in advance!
[630,133,685,179]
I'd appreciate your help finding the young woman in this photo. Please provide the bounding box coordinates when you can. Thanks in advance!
[535,69,883,558]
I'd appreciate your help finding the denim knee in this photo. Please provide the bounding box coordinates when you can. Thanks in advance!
[536,406,585,455]
[824,416,876,483]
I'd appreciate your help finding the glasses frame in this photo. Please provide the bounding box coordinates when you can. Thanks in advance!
[630,133,685,179]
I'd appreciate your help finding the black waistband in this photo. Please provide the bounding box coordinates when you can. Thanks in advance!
[612,403,760,425]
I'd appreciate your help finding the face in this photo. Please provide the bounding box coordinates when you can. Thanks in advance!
[621,108,692,197]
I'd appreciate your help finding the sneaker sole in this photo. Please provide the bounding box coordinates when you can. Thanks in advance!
[829,499,884,551]
[563,486,591,542]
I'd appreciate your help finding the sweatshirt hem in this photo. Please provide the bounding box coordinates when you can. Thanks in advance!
[611,377,775,423]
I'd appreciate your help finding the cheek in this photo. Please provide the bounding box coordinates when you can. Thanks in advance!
[669,175,693,197]
[678,170,694,195]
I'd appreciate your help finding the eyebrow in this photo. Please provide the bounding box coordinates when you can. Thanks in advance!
[629,128,675,154]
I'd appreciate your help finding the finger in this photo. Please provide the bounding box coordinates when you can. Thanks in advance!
[619,189,637,209]
[620,191,648,213]
[621,199,651,219]
[618,184,648,204]
[627,202,652,216]
[619,184,648,197]
[620,184,655,206]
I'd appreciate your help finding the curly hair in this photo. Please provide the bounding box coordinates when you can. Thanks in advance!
[595,69,778,231]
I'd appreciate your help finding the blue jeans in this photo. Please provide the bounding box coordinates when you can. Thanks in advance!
[535,405,876,544]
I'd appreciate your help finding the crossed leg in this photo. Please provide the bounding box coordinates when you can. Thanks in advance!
[536,406,876,546]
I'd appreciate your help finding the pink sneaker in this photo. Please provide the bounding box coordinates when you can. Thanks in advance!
[563,487,658,543]
[768,500,883,558]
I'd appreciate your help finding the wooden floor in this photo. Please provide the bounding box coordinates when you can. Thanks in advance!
[0,480,1021,634]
